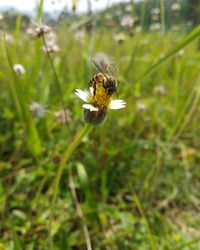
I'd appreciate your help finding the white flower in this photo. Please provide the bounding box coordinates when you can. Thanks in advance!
[42,43,60,53]
[27,22,51,38]
[29,101,46,118]
[54,109,71,123]
[114,32,127,43]
[136,102,147,112]
[74,30,85,44]
[125,4,133,13]
[75,86,125,125]
[75,88,126,112]
[154,85,167,95]
[150,23,161,31]
[120,15,135,28]
[5,34,14,44]
[171,3,181,12]
[135,26,142,33]
[177,49,185,57]
[42,31,60,53]
[13,64,26,75]
[151,8,160,15]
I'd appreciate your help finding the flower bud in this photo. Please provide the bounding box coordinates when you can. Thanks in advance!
[83,109,108,126]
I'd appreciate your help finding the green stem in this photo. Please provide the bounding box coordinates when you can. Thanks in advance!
[160,0,165,33]
[141,0,146,32]
[49,124,93,248]
[42,35,69,126]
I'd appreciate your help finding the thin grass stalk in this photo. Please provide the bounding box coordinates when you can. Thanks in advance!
[49,124,93,249]
[14,15,21,56]
[129,182,157,250]
[42,35,69,125]
[69,169,92,250]
[167,85,197,142]
[146,82,200,194]
[159,0,165,33]
[140,0,146,32]
[171,84,200,143]
[37,0,43,20]
[11,225,22,250]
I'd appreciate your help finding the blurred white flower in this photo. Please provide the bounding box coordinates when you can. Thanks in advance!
[120,15,135,28]
[5,34,14,44]
[172,25,180,32]
[125,4,133,13]
[154,85,167,95]
[26,27,36,37]
[136,102,147,112]
[54,109,72,123]
[150,23,161,31]
[45,31,57,42]
[115,9,122,17]
[34,23,51,36]
[151,8,160,15]
[177,49,185,57]
[171,3,181,12]
[42,31,60,53]
[74,30,85,44]
[29,101,46,118]
[42,43,60,53]
[187,21,193,27]
[27,22,51,38]
[134,26,142,33]
[13,64,26,75]
[114,32,127,43]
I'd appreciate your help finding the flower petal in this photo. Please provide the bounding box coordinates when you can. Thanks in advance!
[90,87,94,95]
[75,89,89,102]
[109,100,126,110]
[82,104,99,111]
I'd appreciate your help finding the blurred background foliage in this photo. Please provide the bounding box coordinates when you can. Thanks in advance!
[0,0,200,249]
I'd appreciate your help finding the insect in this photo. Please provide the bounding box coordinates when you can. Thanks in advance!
[89,60,118,96]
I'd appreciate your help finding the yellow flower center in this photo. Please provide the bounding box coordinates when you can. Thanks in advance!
[90,86,112,111]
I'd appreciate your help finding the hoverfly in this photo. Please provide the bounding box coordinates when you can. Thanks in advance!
[89,60,118,97]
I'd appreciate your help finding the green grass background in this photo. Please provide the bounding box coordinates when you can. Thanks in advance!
[1,5,200,250]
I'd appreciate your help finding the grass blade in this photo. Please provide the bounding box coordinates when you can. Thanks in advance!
[37,0,43,20]
[160,0,165,33]
[174,236,200,250]
[5,43,42,156]
[137,25,200,82]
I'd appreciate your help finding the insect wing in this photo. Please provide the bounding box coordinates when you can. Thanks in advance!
[92,60,108,77]
[106,62,117,77]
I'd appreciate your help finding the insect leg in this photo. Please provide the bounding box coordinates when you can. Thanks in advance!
[102,78,106,88]
[89,79,96,95]
[93,81,97,96]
